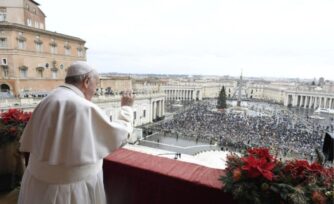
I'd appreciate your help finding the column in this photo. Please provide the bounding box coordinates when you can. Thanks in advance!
[302,96,305,108]
[160,100,163,116]
[292,95,297,107]
[326,98,330,109]
[310,96,314,109]
[157,101,161,117]
[153,101,156,120]
[324,97,327,109]
[284,95,289,106]
[321,97,324,108]
[306,96,310,108]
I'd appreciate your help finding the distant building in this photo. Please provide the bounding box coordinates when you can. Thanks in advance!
[0,0,86,97]
[318,77,325,87]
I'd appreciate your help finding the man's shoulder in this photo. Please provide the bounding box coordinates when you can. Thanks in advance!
[39,88,91,109]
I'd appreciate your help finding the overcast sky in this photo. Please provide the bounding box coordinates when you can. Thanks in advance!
[38,0,334,80]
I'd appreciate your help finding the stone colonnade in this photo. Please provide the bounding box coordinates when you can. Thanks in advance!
[285,93,334,110]
[163,89,202,101]
[151,99,165,121]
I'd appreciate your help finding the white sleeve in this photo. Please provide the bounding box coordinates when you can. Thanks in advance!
[113,106,134,137]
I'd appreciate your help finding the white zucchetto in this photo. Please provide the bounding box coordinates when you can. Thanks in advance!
[66,61,95,77]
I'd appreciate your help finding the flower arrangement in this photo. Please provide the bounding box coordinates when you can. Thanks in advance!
[0,109,32,146]
[220,147,334,204]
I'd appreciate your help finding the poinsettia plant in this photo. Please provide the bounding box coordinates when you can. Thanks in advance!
[221,147,334,204]
[0,109,32,146]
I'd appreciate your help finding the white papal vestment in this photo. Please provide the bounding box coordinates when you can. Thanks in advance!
[18,84,133,204]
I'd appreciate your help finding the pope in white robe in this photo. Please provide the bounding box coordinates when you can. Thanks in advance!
[18,61,134,204]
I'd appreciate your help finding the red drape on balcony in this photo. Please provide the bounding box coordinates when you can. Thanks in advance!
[103,148,235,204]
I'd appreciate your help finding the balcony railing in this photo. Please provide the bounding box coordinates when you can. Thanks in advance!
[103,148,235,204]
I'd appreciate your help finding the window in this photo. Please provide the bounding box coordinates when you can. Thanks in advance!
[143,110,146,117]
[34,21,39,28]
[51,69,58,79]
[0,38,7,48]
[39,23,44,29]
[36,43,42,52]
[2,58,7,65]
[77,49,83,57]
[77,46,84,57]
[65,48,71,55]
[27,18,32,26]
[35,35,43,52]
[50,45,57,53]
[37,70,43,78]
[36,67,44,78]
[0,8,6,22]
[20,68,28,78]
[18,41,25,49]
[64,41,71,55]
[17,32,26,49]
[50,39,57,54]
[134,111,137,120]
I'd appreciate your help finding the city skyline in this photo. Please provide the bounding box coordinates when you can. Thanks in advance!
[39,0,334,80]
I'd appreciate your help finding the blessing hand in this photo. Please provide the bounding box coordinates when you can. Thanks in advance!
[121,90,135,107]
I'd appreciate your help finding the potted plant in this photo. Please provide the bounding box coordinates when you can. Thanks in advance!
[221,147,334,204]
[0,109,31,192]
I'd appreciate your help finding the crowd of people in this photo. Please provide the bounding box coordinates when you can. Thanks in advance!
[143,100,333,160]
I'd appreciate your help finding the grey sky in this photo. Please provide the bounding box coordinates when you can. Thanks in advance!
[39,0,334,80]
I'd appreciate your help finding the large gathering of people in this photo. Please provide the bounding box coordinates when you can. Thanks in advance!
[143,100,333,160]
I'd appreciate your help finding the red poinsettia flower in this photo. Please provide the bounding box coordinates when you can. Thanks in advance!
[1,109,32,145]
[241,156,276,181]
[323,167,334,187]
[1,109,31,124]
[284,160,312,180]
[309,162,326,177]
[247,147,274,161]
[221,147,334,204]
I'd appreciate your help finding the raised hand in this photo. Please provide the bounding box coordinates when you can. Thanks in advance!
[121,90,135,107]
